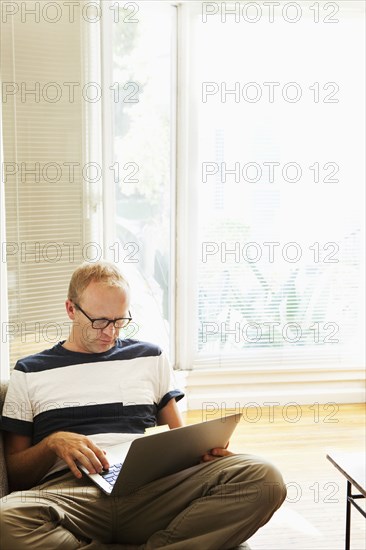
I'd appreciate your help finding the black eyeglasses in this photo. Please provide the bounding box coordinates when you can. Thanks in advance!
[74,303,132,330]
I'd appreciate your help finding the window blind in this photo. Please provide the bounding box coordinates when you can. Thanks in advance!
[1,1,102,369]
[0,93,10,380]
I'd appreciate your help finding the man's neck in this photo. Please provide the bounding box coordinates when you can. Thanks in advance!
[61,338,89,353]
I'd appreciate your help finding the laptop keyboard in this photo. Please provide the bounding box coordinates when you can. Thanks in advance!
[99,463,123,486]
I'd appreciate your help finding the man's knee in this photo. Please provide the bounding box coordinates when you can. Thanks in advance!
[0,493,50,548]
[0,497,21,546]
[226,454,287,512]
[258,459,287,511]
[0,496,78,550]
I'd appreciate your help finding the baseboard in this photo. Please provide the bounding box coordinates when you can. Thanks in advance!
[174,365,366,410]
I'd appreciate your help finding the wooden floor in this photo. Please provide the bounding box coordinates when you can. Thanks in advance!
[183,404,366,550]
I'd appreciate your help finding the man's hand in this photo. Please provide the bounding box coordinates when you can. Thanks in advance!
[201,447,235,462]
[46,431,110,479]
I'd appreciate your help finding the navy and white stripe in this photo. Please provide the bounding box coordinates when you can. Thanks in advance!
[1,339,184,446]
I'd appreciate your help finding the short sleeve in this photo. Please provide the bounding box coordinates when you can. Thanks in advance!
[156,351,184,411]
[1,368,34,436]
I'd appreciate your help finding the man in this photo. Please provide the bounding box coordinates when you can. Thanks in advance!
[0,261,286,549]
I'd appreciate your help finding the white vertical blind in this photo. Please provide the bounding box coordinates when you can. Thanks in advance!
[0,1,102,369]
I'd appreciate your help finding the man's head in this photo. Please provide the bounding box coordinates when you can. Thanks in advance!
[64,261,131,354]
[67,260,130,304]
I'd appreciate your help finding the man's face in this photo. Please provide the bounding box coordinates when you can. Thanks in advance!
[66,280,130,354]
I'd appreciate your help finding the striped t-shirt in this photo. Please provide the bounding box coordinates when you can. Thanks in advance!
[1,338,184,478]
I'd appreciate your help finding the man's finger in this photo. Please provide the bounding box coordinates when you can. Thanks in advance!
[93,446,110,470]
[88,444,110,471]
[78,446,105,473]
[65,456,83,478]
[210,447,234,457]
[201,453,216,462]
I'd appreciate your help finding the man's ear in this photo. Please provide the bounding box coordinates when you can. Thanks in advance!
[65,299,76,320]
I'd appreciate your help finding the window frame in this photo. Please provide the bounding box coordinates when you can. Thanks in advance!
[174,1,365,375]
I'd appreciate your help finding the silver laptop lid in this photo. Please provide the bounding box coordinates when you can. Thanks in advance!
[112,413,242,496]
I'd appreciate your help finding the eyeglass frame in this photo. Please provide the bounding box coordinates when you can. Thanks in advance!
[73,303,132,330]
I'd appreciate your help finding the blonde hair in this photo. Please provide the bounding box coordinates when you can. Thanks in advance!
[68,261,130,304]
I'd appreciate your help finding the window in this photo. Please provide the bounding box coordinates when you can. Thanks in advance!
[180,1,365,370]
[1,0,364,388]
[104,2,177,357]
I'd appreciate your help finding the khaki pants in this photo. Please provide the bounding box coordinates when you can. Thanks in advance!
[0,454,286,550]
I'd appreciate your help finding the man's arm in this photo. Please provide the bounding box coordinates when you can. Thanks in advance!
[4,433,55,491]
[157,398,184,428]
[4,431,110,491]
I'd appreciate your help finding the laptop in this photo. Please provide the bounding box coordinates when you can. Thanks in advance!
[80,413,242,496]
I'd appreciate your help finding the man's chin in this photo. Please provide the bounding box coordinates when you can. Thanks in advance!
[97,339,116,351]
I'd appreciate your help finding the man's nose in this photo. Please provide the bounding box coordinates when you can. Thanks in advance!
[103,322,116,336]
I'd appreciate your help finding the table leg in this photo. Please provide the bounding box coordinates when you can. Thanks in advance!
[345,480,351,550]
